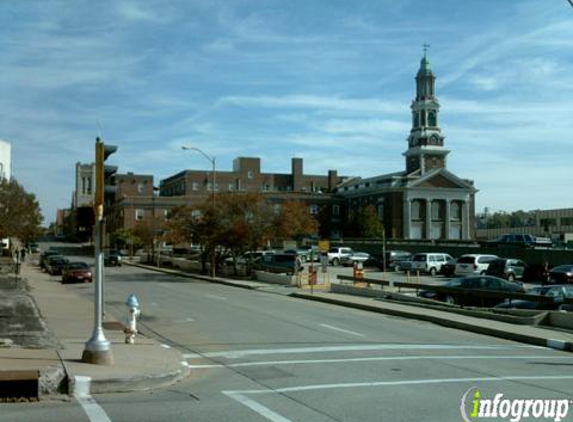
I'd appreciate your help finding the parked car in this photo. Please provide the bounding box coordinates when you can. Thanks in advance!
[254,253,303,274]
[61,262,93,284]
[485,258,527,281]
[495,285,573,311]
[46,256,69,275]
[27,242,40,253]
[327,247,354,266]
[341,252,371,267]
[104,249,122,267]
[296,245,320,262]
[411,253,453,276]
[486,234,553,249]
[418,275,525,307]
[225,250,274,266]
[454,254,498,276]
[283,248,314,262]
[399,259,414,273]
[40,250,60,270]
[383,250,412,272]
[440,258,457,277]
[547,265,573,284]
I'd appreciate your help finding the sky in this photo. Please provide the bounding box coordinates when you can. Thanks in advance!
[1,0,572,224]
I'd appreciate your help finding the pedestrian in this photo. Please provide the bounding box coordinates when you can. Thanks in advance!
[20,248,26,262]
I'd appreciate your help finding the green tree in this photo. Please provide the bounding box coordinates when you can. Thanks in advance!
[0,178,43,244]
[360,205,385,238]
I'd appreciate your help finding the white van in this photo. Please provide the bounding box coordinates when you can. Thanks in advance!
[454,254,498,276]
[411,253,453,276]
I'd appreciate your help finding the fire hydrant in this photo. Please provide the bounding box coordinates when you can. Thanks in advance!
[124,294,141,344]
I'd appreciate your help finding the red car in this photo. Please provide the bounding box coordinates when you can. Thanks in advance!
[61,262,92,284]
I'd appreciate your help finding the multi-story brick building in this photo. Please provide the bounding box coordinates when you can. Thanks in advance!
[73,53,478,245]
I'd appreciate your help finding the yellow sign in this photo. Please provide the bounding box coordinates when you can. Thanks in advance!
[318,240,330,252]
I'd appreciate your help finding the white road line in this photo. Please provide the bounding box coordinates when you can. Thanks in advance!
[225,375,573,396]
[182,343,541,360]
[74,376,113,422]
[223,375,573,422]
[319,323,364,337]
[206,294,227,301]
[184,354,573,369]
[224,392,295,422]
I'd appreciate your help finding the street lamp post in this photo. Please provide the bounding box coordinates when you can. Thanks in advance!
[182,146,216,278]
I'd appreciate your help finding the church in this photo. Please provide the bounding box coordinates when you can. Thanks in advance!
[335,52,477,241]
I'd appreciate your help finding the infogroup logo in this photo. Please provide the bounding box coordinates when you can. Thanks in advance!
[460,387,571,422]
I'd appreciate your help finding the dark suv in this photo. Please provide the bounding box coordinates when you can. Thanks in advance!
[485,258,527,281]
[254,253,302,274]
[383,250,412,272]
[104,249,122,267]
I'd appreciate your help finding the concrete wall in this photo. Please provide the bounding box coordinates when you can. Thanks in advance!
[254,271,296,286]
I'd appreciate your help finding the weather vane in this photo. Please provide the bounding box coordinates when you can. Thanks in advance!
[423,43,430,57]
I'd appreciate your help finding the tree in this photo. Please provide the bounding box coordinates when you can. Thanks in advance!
[0,178,43,244]
[360,205,385,238]
[274,201,319,240]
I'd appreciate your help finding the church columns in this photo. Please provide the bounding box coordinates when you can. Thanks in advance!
[403,198,411,239]
[462,200,470,240]
[425,199,432,240]
[445,199,451,240]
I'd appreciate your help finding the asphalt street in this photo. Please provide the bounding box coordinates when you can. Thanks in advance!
[3,243,573,422]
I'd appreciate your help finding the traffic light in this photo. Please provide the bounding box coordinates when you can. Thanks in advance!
[94,137,118,221]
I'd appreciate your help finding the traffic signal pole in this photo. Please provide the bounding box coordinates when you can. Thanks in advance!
[82,138,114,365]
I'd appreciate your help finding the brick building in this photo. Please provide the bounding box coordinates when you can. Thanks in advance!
[71,54,478,245]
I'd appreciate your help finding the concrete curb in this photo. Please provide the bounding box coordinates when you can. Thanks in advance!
[124,261,264,290]
[290,292,573,353]
[66,365,190,395]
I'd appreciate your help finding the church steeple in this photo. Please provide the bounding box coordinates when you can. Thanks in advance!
[403,46,449,175]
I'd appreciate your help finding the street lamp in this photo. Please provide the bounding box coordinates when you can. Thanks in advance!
[181,145,216,278]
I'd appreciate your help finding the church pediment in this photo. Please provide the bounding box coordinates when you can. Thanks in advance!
[408,169,475,190]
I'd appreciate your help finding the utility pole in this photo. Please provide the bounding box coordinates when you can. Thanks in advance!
[182,145,216,278]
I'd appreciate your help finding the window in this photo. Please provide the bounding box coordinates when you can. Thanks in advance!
[273,204,281,215]
[137,183,144,193]
[247,170,253,179]
[192,182,199,191]
[332,205,340,216]
[309,205,320,215]
[228,183,235,191]
[450,202,460,220]
[431,201,442,220]
[428,111,437,127]
[135,209,144,221]
[411,200,421,220]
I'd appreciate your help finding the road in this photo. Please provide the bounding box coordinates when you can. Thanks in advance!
[3,243,572,422]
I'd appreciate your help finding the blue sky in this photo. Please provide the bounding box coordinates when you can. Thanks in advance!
[1,0,572,224]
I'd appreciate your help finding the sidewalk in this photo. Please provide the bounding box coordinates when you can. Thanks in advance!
[131,261,573,353]
[0,262,189,399]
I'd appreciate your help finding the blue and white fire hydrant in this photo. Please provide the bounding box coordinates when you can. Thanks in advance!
[124,294,141,344]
